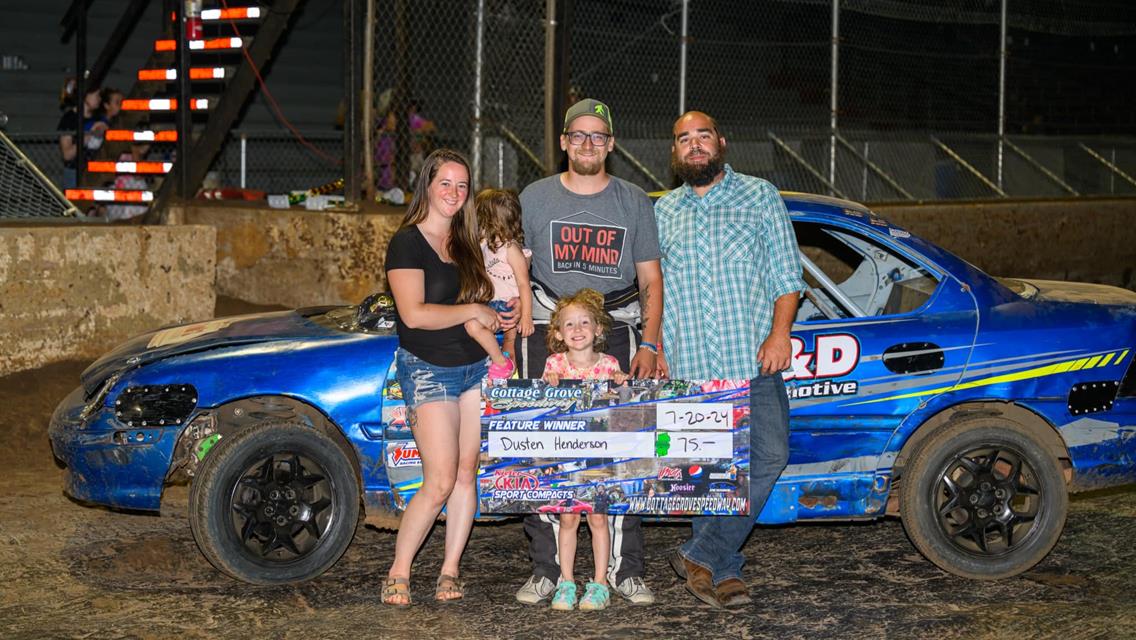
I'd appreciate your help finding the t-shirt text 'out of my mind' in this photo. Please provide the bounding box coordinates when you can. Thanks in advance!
[549,218,627,278]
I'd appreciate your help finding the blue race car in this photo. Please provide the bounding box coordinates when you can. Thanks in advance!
[50,192,1136,584]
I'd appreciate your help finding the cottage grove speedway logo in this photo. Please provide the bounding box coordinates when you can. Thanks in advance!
[484,385,585,411]
[785,333,861,400]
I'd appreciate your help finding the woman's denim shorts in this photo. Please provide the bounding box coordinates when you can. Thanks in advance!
[395,348,489,411]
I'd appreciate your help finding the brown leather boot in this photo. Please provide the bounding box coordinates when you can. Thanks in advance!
[715,577,751,608]
[669,551,722,608]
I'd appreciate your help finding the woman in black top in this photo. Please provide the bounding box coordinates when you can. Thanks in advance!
[382,149,498,606]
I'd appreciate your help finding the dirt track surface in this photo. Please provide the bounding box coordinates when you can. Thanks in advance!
[5,359,1136,639]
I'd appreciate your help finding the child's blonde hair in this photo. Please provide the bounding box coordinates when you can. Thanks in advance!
[475,188,524,252]
[546,288,612,354]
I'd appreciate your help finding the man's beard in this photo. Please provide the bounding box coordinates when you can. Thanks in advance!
[570,154,604,176]
[671,149,724,187]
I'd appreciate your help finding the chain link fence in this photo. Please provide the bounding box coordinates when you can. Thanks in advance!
[360,0,1136,201]
[8,0,1136,212]
[0,131,78,218]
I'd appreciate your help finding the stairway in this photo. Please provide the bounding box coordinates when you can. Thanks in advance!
[63,4,271,209]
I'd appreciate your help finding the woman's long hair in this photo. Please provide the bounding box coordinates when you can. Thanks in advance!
[398,148,492,304]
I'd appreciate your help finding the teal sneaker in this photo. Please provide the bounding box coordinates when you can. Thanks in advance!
[579,581,611,611]
[550,580,577,611]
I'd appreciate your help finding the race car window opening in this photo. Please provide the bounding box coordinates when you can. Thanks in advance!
[794,222,939,322]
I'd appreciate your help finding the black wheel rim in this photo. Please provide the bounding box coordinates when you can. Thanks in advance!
[228,452,335,563]
[932,445,1042,557]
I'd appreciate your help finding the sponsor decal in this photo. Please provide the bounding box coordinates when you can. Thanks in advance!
[787,379,859,400]
[549,219,627,278]
[657,466,683,481]
[687,465,703,479]
[889,227,911,238]
[387,443,421,467]
[709,472,734,480]
[383,381,403,400]
[386,405,407,426]
[669,483,697,493]
[492,489,576,500]
[492,470,540,490]
[147,319,235,349]
[786,333,860,381]
[868,216,889,227]
[784,333,861,400]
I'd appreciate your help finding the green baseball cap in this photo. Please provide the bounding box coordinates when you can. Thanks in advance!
[563,98,613,134]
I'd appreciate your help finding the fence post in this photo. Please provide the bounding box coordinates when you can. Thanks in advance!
[543,0,557,175]
[239,132,247,189]
[829,0,839,195]
[678,0,688,115]
[472,0,485,190]
[176,0,192,200]
[362,0,375,200]
[343,0,364,205]
[75,0,87,191]
[997,0,1007,191]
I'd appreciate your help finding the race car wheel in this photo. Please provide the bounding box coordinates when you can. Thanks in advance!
[189,423,360,584]
[899,415,1067,580]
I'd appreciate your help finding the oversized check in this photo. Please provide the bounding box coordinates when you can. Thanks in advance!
[477,378,751,516]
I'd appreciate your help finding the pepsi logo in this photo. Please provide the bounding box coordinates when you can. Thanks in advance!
[687,465,703,478]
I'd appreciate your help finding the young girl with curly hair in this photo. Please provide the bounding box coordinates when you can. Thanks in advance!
[541,288,628,611]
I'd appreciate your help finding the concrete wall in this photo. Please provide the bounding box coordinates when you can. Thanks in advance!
[169,203,403,308]
[0,225,217,376]
[176,198,1135,312]
[875,198,1136,290]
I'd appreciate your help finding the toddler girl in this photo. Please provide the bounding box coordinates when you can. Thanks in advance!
[465,188,533,378]
[542,288,627,611]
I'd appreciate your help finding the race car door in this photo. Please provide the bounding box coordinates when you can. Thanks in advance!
[766,216,979,522]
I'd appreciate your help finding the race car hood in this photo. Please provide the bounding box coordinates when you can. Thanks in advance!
[80,309,344,394]
[1000,278,1136,306]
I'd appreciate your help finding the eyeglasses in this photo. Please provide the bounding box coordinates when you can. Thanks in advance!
[564,131,612,146]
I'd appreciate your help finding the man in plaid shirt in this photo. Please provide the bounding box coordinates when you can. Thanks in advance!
[655,111,804,608]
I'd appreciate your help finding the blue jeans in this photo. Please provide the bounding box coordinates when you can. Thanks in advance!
[680,372,790,585]
[395,348,489,412]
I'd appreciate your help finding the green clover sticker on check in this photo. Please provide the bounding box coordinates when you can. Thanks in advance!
[655,432,671,457]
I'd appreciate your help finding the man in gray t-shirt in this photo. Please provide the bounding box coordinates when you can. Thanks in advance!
[521,173,660,321]
[512,99,663,608]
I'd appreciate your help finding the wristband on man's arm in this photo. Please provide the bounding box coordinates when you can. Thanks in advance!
[638,341,658,354]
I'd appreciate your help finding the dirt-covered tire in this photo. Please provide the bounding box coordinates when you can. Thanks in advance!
[899,415,1067,580]
[188,423,359,584]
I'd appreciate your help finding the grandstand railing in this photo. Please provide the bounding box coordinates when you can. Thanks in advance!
[7,129,1135,207]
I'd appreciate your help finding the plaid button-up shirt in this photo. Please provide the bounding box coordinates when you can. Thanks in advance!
[655,165,804,380]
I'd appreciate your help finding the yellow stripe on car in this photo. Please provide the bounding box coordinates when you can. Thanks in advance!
[848,348,1131,406]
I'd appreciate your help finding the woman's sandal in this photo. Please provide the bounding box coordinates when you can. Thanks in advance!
[382,576,412,607]
[435,573,465,602]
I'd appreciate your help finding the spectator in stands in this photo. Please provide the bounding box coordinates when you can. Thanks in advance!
[56,79,108,189]
[100,87,125,128]
[375,89,437,192]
